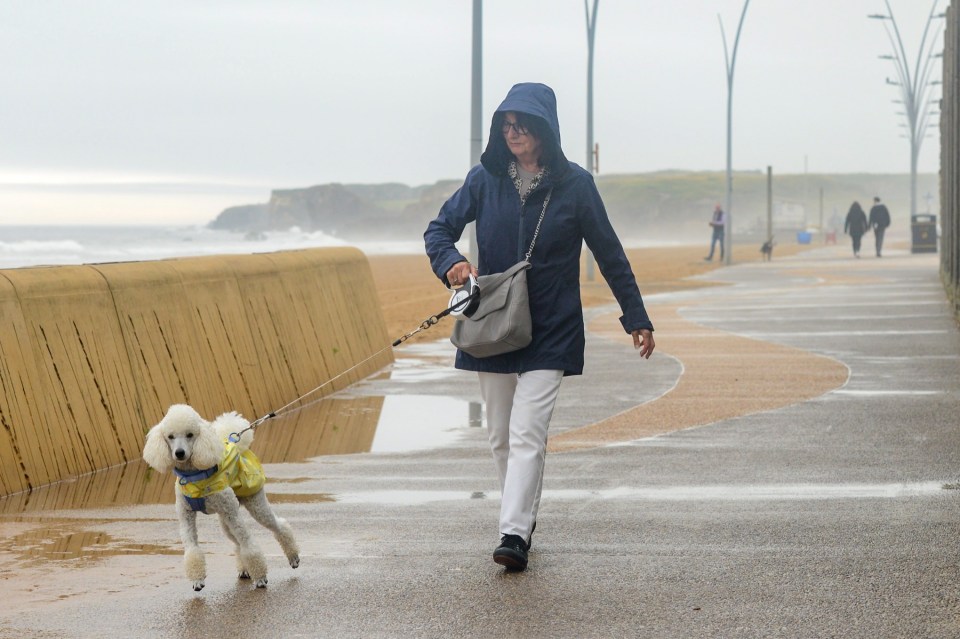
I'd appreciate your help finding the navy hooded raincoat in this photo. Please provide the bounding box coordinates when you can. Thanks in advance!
[424,83,653,376]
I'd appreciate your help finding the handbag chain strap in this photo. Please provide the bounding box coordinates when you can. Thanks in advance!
[524,188,553,261]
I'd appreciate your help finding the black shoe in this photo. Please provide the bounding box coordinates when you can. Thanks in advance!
[493,534,528,570]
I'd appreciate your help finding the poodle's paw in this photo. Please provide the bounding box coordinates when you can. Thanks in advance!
[192,579,205,592]
[238,569,251,580]
[289,554,300,569]
[254,577,268,589]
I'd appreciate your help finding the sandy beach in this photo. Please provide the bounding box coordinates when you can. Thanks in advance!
[368,242,810,345]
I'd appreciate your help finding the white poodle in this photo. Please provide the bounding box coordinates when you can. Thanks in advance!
[143,404,300,591]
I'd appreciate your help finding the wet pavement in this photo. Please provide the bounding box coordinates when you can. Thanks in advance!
[0,245,958,638]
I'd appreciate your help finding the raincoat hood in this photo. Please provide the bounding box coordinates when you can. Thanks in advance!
[480,82,569,177]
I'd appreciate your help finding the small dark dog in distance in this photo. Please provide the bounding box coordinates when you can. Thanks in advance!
[760,238,775,261]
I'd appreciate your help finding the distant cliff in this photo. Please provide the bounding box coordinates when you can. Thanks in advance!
[208,172,937,242]
[208,181,460,240]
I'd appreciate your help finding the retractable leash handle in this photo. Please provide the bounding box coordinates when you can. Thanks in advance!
[447,273,480,317]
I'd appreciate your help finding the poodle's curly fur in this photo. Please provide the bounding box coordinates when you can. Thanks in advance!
[143,404,300,591]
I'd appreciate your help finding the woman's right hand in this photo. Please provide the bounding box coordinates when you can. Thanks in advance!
[446,261,478,288]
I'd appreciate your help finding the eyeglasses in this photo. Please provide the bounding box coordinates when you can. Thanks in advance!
[501,120,529,136]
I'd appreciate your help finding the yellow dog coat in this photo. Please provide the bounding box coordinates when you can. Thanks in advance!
[173,441,266,513]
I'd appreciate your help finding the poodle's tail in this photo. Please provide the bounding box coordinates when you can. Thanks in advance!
[213,411,255,451]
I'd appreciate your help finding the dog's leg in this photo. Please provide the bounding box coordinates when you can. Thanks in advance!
[177,500,206,591]
[218,517,249,580]
[242,491,301,569]
[218,496,269,588]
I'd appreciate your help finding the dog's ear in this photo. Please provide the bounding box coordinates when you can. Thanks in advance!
[189,422,224,470]
[142,423,173,473]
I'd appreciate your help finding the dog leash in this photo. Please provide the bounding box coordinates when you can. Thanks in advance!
[228,290,479,443]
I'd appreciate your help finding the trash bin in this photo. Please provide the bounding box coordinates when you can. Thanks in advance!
[910,214,937,253]
[796,231,812,244]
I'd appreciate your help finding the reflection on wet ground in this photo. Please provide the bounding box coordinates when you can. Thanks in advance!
[0,389,478,515]
[263,492,336,504]
[1,526,181,562]
[1,480,948,563]
[332,482,948,505]
[0,356,481,565]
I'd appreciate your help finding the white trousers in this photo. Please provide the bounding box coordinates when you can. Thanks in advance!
[478,369,564,540]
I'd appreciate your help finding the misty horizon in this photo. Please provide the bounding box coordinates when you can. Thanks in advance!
[0,1,946,225]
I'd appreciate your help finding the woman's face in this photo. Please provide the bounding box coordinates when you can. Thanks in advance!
[501,112,542,165]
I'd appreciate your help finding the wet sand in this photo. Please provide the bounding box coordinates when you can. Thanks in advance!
[368,243,810,346]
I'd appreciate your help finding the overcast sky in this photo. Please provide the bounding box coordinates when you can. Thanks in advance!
[0,0,948,225]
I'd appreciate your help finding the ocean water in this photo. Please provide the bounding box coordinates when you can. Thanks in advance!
[0,225,427,270]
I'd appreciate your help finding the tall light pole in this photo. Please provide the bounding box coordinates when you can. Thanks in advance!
[585,0,599,174]
[869,1,945,218]
[468,0,482,264]
[470,0,482,168]
[584,0,599,281]
[718,0,750,266]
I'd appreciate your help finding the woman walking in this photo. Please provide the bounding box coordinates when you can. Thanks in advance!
[844,201,869,258]
[424,83,655,571]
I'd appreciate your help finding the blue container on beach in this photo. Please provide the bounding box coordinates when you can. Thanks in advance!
[796,231,812,244]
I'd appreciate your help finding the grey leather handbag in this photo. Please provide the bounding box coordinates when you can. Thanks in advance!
[450,189,551,358]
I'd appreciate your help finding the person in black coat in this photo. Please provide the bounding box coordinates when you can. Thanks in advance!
[425,83,655,571]
[844,201,869,258]
[868,196,892,257]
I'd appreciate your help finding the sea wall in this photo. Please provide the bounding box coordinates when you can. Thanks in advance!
[0,247,392,497]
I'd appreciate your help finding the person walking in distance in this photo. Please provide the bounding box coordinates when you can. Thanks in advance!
[424,82,655,571]
[844,201,869,258]
[868,196,891,257]
[704,203,726,261]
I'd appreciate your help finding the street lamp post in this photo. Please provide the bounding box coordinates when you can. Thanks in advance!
[468,0,482,265]
[869,1,945,218]
[718,0,751,266]
[584,0,599,281]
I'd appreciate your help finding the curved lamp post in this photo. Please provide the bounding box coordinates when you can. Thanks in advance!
[869,1,945,218]
[718,0,750,266]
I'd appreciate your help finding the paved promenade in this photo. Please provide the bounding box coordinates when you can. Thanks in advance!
[0,245,958,638]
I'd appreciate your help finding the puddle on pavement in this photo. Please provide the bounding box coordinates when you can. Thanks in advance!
[1,526,180,563]
[330,482,948,505]
[547,482,948,501]
[386,347,462,382]
[0,392,478,563]
[833,390,940,396]
[264,492,336,504]
[253,394,480,461]
[0,393,480,516]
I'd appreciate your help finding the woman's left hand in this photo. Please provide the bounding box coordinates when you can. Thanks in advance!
[445,261,478,288]
[632,329,655,359]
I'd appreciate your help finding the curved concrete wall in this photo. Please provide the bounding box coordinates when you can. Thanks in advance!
[0,247,392,497]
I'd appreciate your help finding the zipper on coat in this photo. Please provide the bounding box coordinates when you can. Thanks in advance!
[516,199,527,262]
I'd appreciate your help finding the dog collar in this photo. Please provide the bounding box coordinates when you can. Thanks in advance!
[174,465,220,485]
